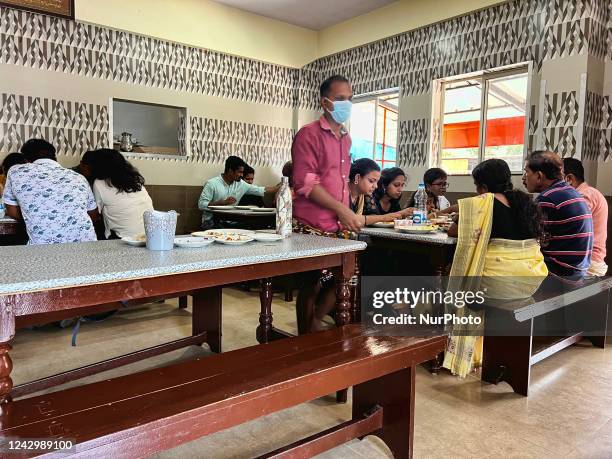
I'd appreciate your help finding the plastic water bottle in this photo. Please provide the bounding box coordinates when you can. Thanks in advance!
[412,183,427,225]
[276,176,292,237]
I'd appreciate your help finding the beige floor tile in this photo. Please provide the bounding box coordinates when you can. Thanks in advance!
[8,289,611,458]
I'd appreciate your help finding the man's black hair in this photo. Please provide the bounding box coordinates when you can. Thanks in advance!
[562,157,585,183]
[526,150,563,180]
[20,138,56,162]
[320,75,350,98]
[224,155,245,173]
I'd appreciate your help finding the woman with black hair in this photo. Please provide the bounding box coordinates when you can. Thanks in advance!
[371,167,413,217]
[443,158,548,378]
[0,152,27,196]
[90,148,153,239]
[349,159,410,224]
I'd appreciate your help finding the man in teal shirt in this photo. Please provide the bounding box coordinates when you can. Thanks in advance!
[198,156,278,228]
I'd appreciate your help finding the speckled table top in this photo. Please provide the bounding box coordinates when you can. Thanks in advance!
[360,227,457,245]
[0,234,366,296]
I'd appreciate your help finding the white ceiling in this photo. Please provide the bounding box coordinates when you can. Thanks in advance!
[212,0,397,30]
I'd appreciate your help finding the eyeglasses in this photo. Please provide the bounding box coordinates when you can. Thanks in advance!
[431,182,449,188]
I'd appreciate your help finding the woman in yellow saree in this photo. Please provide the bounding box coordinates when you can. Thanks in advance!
[443,159,548,377]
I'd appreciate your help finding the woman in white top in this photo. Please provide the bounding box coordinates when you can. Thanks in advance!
[90,149,153,239]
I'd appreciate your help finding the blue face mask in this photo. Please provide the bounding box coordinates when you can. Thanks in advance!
[325,98,352,124]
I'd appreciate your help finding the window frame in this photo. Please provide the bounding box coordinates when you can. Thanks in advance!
[350,87,401,169]
[437,63,532,175]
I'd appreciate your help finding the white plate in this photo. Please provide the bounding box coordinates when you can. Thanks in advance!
[253,233,284,242]
[207,205,236,210]
[235,205,257,210]
[251,208,276,213]
[193,229,254,238]
[370,222,394,228]
[122,236,146,246]
[212,234,254,245]
[174,237,214,248]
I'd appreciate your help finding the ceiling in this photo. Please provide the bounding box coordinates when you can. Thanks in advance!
[212,0,397,30]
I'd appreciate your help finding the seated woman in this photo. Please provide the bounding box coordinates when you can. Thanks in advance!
[0,152,27,196]
[349,159,410,224]
[371,167,413,217]
[409,167,457,214]
[444,159,548,377]
[90,149,154,239]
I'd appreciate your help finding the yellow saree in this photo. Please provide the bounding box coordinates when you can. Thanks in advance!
[442,193,547,377]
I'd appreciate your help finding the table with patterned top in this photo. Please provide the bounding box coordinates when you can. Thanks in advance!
[0,234,366,402]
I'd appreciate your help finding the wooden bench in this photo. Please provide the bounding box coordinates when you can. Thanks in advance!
[482,277,611,396]
[0,326,446,458]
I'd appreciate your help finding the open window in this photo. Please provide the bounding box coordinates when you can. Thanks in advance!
[348,89,400,169]
[438,66,529,174]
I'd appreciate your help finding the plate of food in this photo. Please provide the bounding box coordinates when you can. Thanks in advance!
[251,207,276,213]
[253,232,284,242]
[212,233,255,245]
[192,229,254,238]
[207,205,236,210]
[122,234,146,246]
[173,237,214,248]
[396,225,439,234]
[370,221,394,228]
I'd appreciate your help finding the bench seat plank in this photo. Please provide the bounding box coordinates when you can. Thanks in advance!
[1,326,446,458]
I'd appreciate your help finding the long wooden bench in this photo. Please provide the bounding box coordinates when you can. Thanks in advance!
[0,325,446,458]
[482,277,611,396]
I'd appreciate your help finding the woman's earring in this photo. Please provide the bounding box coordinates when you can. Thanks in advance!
[354,178,359,185]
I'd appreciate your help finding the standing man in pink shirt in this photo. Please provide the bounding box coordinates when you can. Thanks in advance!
[291,75,364,333]
[563,158,608,276]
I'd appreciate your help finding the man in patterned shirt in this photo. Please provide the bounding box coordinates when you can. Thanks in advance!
[2,138,99,245]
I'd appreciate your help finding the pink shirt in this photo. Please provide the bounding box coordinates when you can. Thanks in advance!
[577,182,608,263]
[291,116,351,232]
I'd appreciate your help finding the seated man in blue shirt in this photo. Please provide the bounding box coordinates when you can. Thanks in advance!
[523,150,593,283]
[198,156,278,228]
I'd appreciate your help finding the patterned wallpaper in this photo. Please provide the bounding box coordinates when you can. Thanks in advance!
[0,0,610,167]
[190,117,293,167]
[310,0,611,164]
[0,93,108,154]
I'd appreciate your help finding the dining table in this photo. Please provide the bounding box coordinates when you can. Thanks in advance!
[208,207,276,229]
[0,234,366,402]
[359,226,457,276]
[357,226,457,372]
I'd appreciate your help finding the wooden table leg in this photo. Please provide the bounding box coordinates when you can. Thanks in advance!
[353,365,415,459]
[0,343,13,403]
[334,253,355,327]
[0,296,15,403]
[334,253,356,403]
[427,246,450,374]
[351,255,361,323]
[193,287,222,353]
[178,296,188,309]
[257,278,273,344]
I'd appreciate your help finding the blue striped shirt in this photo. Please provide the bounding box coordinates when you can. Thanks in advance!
[536,180,593,280]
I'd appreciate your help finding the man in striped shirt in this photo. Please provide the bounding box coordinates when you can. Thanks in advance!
[523,151,593,281]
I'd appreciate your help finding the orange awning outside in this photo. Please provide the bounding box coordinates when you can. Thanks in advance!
[442,116,525,149]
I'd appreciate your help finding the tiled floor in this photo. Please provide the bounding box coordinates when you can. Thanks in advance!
[10,289,612,458]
